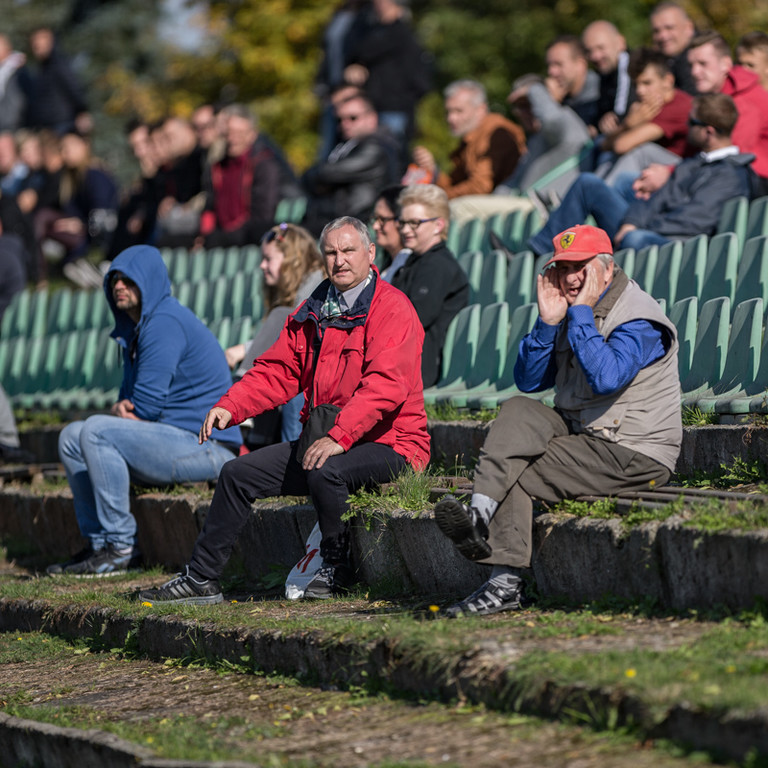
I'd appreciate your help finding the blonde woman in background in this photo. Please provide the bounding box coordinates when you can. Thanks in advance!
[226,222,325,446]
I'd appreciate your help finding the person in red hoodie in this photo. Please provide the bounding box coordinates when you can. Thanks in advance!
[139,216,430,606]
[688,31,768,185]
[633,30,768,199]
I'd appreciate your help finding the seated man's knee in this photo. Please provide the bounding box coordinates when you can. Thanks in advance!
[499,395,546,421]
[574,172,602,192]
[217,455,247,487]
[58,420,85,458]
[305,461,343,487]
[79,414,122,449]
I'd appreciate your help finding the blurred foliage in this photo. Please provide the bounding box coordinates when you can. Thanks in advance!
[5,0,768,181]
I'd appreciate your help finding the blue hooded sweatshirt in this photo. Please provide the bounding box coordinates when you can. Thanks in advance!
[104,245,242,449]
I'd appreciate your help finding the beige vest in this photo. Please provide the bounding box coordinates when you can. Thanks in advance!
[554,269,682,471]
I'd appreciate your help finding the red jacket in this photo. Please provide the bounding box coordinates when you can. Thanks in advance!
[722,66,768,179]
[215,272,431,469]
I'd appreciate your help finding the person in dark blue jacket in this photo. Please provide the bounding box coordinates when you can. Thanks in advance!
[48,245,242,576]
[528,93,754,255]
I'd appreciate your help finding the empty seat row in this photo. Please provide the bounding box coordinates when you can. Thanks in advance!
[446,207,542,258]
[0,314,257,412]
[1,266,267,340]
[174,271,264,325]
[160,244,262,284]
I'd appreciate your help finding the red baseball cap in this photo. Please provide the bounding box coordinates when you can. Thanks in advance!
[544,225,613,267]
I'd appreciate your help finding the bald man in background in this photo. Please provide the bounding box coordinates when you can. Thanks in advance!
[582,20,634,136]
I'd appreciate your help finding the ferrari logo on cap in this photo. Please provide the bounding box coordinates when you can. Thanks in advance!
[560,232,575,249]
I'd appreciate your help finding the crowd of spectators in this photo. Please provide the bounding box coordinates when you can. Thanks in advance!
[5,2,768,611]
[3,2,764,300]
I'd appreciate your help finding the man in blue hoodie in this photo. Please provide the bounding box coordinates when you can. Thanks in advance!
[47,245,242,576]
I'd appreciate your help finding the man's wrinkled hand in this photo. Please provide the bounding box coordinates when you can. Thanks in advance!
[111,399,139,420]
[537,270,568,326]
[632,163,671,200]
[302,436,344,471]
[199,407,232,444]
[573,262,601,307]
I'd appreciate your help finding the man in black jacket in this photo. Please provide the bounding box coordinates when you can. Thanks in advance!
[22,27,91,135]
[198,104,287,248]
[302,95,399,237]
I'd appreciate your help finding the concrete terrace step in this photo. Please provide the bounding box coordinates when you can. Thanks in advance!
[0,596,766,766]
[1,483,767,613]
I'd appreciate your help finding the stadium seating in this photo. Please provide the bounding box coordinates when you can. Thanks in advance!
[7,192,768,419]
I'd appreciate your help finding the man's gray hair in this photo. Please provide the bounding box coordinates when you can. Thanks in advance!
[444,79,487,106]
[222,103,258,129]
[319,216,373,251]
[596,253,613,268]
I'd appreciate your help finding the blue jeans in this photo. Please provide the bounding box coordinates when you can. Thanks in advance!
[528,173,671,255]
[59,415,237,550]
[280,393,304,443]
[528,173,630,255]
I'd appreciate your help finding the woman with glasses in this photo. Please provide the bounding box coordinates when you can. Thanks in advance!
[226,222,325,446]
[370,184,411,282]
[391,184,469,387]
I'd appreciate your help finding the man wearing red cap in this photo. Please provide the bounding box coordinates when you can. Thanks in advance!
[434,224,681,617]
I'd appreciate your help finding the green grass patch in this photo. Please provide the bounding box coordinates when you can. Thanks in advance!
[345,466,444,525]
[678,457,768,489]
[681,406,719,427]
[514,615,768,721]
[550,493,768,534]
[1,702,289,762]
[13,409,64,431]
[424,403,499,423]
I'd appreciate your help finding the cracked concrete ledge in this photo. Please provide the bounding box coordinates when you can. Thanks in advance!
[18,422,768,475]
[0,712,261,768]
[1,489,767,611]
[0,598,766,765]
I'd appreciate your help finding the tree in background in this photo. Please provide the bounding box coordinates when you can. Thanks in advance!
[4,0,167,182]
[167,0,331,173]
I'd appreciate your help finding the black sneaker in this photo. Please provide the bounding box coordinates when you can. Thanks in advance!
[434,494,491,561]
[46,546,95,575]
[444,578,526,618]
[63,543,143,577]
[138,566,223,606]
[303,563,336,599]
[302,561,354,599]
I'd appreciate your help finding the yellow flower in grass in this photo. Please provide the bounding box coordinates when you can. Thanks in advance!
[625,668,637,678]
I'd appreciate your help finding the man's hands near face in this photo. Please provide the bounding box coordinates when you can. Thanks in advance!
[537,270,568,325]
[572,262,602,308]
[538,261,604,324]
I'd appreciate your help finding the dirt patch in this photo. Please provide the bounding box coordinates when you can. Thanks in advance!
[0,634,721,767]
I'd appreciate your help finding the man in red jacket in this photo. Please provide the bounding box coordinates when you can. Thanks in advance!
[139,217,430,605]
[688,30,768,185]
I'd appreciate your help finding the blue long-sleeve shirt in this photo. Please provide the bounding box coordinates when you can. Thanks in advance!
[514,304,666,395]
